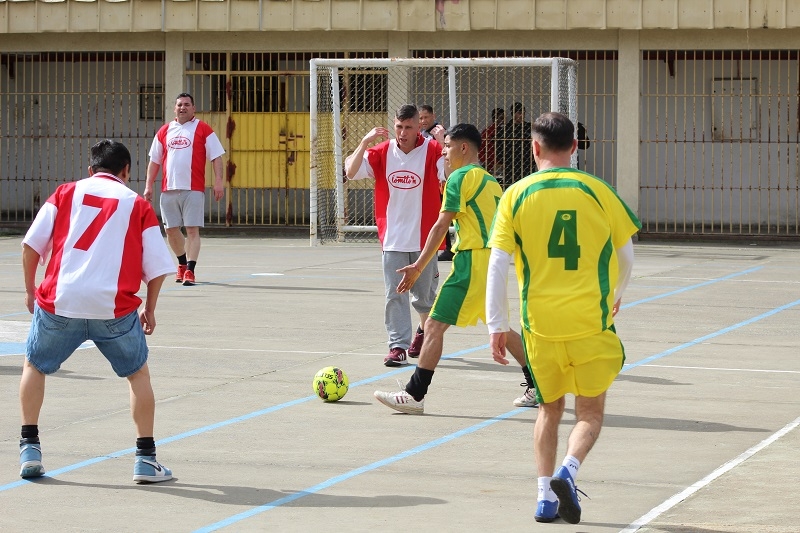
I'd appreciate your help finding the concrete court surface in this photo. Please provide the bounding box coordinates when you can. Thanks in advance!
[0,235,798,533]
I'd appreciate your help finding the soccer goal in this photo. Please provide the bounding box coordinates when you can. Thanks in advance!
[309,57,578,245]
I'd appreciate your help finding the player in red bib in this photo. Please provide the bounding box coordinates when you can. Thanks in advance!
[145,92,225,286]
[20,140,176,483]
[345,104,446,366]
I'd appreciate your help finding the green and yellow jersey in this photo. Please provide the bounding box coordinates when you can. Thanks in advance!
[442,164,503,252]
[489,167,641,341]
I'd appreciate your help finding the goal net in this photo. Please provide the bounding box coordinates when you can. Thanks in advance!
[310,57,578,245]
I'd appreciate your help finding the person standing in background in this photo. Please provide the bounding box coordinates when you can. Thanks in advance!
[479,107,505,177]
[498,102,534,186]
[418,105,441,139]
[345,104,446,366]
[419,104,455,262]
[144,92,225,286]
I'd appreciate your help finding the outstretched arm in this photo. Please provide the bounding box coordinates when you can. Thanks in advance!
[396,211,456,293]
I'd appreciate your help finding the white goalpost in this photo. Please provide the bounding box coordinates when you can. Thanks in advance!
[309,57,578,245]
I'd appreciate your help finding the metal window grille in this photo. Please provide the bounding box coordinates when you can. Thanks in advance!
[184,51,387,227]
[641,50,800,237]
[0,52,164,224]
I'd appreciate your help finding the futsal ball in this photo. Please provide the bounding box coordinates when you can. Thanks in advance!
[312,366,349,402]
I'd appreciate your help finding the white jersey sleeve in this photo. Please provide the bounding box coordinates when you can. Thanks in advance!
[486,247,513,333]
[148,135,164,165]
[141,225,177,283]
[205,131,226,161]
[348,156,375,181]
[22,203,57,265]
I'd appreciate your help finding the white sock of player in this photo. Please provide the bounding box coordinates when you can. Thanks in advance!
[562,455,581,479]
[537,477,556,501]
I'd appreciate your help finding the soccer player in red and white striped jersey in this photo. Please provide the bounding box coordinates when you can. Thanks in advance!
[145,92,225,286]
[345,104,446,367]
[19,139,176,483]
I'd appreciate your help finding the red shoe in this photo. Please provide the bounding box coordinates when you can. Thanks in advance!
[182,269,196,286]
[383,347,408,367]
[176,264,187,283]
[408,330,424,358]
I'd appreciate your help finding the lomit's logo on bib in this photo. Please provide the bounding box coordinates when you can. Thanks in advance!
[388,171,421,189]
[168,136,191,149]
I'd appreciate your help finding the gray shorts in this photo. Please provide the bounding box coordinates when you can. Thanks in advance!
[160,190,205,229]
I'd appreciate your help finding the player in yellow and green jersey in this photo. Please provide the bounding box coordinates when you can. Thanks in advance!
[374,123,535,415]
[487,112,641,524]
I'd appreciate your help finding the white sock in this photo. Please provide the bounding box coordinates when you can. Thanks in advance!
[562,455,581,479]
[537,477,556,501]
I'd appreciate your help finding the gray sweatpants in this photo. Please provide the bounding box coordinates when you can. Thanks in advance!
[382,251,439,350]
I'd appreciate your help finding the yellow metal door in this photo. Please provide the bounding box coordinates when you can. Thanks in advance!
[227,110,310,225]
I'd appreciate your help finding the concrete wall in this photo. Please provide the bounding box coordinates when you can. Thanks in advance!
[1,0,799,34]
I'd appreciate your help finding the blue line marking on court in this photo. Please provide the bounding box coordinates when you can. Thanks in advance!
[193,407,527,533]
[619,266,761,309]
[623,298,800,371]
[0,263,770,498]
[0,341,93,358]
[194,282,793,532]
[0,311,29,319]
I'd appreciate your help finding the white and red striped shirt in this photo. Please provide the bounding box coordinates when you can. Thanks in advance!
[22,173,175,319]
[350,135,445,251]
[149,118,225,192]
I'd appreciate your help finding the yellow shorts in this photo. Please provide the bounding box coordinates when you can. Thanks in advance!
[523,328,625,404]
[429,248,489,327]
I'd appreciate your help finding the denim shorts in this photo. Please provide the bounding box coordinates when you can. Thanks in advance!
[26,305,148,377]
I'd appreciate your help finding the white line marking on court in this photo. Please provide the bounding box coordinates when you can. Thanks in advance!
[250,273,284,276]
[619,416,800,533]
[641,364,800,374]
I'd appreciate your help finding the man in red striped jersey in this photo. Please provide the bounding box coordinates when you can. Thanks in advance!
[20,139,175,483]
[144,92,225,286]
[345,104,446,367]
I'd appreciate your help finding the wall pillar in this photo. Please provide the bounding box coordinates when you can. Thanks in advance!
[163,32,185,120]
[616,30,640,216]
[386,32,410,123]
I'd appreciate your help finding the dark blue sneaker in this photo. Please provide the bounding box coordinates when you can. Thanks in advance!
[550,466,583,524]
[534,499,559,523]
[133,455,173,484]
[19,441,45,479]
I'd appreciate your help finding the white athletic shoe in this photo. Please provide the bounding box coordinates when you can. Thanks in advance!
[374,388,424,415]
[513,386,539,407]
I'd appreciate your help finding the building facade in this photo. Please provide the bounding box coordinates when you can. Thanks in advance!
[1,0,799,238]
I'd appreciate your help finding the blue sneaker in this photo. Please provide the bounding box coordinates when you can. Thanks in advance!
[550,466,583,524]
[19,441,45,479]
[534,499,559,523]
[133,455,172,484]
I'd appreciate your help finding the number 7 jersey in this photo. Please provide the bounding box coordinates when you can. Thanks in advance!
[489,167,641,341]
[23,173,175,319]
